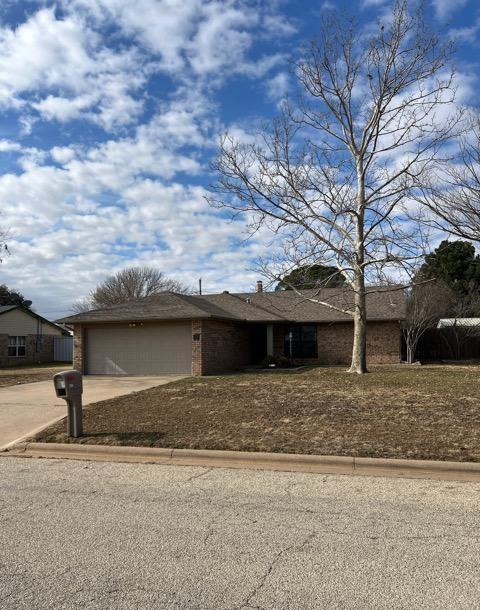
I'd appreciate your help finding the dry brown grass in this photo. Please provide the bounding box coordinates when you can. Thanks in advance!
[0,363,69,387]
[35,364,480,462]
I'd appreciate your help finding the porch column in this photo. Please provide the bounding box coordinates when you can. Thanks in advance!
[266,324,274,357]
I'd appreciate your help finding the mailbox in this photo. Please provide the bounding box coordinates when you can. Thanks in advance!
[53,370,82,398]
[53,370,83,438]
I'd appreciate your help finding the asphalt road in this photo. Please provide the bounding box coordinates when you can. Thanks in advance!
[1,457,479,610]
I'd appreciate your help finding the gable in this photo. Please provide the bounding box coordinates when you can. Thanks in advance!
[0,308,64,336]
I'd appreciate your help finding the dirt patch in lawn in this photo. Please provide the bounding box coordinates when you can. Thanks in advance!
[0,363,70,387]
[35,365,480,462]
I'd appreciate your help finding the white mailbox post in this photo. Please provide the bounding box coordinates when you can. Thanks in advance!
[53,370,83,438]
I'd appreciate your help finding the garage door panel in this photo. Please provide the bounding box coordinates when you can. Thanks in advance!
[87,323,192,375]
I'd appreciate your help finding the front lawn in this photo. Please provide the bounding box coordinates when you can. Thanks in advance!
[34,365,480,462]
[0,363,71,387]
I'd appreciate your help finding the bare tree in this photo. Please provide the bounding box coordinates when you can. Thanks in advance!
[72,266,191,312]
[209,0,461,373]
[403,281,454,364]
[421,113,480,241]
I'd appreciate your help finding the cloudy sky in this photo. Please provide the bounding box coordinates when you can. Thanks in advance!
[0,0,478,318]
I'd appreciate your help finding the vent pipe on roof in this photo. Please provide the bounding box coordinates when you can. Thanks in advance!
[256,280,263,293]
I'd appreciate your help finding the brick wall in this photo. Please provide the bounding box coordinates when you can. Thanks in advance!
[192,320,251,375]
[0,333,56,367]
[272,321,401,365]
[73,324,84,373]
[316,321,401,365]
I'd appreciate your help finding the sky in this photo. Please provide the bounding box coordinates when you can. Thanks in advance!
[0,0,478,319]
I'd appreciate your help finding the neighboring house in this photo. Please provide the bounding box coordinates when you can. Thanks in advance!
[0,305,70,367]
[60,285,406,376]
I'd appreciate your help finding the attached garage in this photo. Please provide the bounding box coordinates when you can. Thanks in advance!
[86,322,192,375]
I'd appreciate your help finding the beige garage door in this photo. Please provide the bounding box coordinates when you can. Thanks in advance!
[86,323,192,375]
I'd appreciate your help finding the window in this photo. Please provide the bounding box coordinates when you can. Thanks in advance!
[8,336,26,357]
[284,325,317,359]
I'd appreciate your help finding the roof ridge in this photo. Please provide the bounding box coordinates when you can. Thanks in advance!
[174,292,241,320]
[226,292,289,321]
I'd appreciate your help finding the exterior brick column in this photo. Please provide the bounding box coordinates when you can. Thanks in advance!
[73,324,84,373]
[191,320,203,376]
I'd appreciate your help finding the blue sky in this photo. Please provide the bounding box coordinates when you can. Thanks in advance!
[0,0,478,318]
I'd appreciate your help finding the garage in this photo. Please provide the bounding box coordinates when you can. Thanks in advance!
[86,322,192,375]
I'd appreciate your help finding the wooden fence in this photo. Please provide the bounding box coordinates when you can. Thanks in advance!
[402,328,480,362]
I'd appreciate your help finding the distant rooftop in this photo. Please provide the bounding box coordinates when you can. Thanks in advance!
[437,318,480,328]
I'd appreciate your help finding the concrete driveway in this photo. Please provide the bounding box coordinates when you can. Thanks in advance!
[0,375,186,450]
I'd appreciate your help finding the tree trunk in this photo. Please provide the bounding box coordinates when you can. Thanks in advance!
[349,159,368,374]
[406,342,414,365]
[349,280,368,373]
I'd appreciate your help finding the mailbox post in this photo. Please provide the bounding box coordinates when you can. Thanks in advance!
[53,370,83,438]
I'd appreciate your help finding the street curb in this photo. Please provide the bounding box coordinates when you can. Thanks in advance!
[4,442,480,481]
[0,415,67,452]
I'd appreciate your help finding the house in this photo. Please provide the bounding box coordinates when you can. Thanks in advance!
[0,305,71,367]
[59,284,406,376]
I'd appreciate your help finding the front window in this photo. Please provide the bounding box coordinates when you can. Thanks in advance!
[8,336,26,357]
[284,325,317,358]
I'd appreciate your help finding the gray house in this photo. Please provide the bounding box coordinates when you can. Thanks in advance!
[60,286,406,376]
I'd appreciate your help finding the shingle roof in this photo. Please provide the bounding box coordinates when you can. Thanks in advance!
[0,305,18,314]
[0,304,70,334]
[59,287,406,324]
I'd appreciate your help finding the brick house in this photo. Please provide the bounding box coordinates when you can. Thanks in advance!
[60,285,406,376]
[0,305,70,367]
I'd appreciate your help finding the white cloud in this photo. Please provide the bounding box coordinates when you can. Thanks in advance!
[361,0,389,7]
[0,2,289,131]
[62,0,286,80]
[0,99,271,315]
[449,17,480,44]
[262,13,296,37]
[0,0,296,316]
[265,71,290,104]
[50,147,77,164]
[0,140,22,153]
[0,8,147,130]
[432,0,469,20]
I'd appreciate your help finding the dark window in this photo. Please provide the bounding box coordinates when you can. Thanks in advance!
[8,336,26,357]
[284,325,317,358]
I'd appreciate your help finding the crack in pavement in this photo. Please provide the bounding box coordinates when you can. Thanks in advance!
[184,468,213,483]
[234,531,316,610]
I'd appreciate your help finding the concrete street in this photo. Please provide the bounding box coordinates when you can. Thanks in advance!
[1,457,479,610]
[0,375,185,449]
